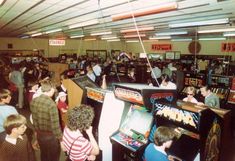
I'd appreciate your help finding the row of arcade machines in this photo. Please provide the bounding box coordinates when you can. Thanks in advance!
[63,76,231,161]
[180,72,233,108]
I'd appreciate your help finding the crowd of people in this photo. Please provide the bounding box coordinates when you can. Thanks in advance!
[0,54,223,161]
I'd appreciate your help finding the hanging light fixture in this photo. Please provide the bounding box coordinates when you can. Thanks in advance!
[112,2,177,21]
[120,27,154,33]
[68,19,99,29]
[45,28,62,34]
[169,18,229,28]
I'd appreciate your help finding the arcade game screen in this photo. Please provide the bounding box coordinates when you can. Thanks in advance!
[119,104,153,144]
[73,76,98,89]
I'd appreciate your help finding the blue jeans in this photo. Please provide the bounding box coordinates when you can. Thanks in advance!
[37,132,61,161]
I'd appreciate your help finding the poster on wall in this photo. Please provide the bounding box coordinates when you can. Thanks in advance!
[152,44,172,51]
[165,51,175,60]
[49,39,65,46]
[221,43,235,52]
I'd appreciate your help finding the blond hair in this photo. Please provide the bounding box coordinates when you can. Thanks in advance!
[185,86,196,95]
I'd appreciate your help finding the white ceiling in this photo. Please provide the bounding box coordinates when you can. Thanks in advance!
[0,0,235,40]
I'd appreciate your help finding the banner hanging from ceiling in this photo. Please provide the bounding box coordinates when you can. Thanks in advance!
[151,44,172,51]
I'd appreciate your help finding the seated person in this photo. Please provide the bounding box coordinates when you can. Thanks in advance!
[197,85,220,108]
[183,86,198,104]
[143,126,176,161]
[159,74,176,90]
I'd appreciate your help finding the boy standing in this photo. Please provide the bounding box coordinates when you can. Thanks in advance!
[0,114,35,161]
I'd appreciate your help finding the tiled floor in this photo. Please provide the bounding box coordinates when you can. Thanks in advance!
[18,108,235,161]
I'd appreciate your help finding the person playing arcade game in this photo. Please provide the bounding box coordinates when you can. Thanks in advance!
[197,85,220,108]
[159,74,177,90]
[183,86,198,104]
[143,126,181,161]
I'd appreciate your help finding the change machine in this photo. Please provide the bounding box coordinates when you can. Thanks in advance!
[110,83,177,161]
[155,100,228,161]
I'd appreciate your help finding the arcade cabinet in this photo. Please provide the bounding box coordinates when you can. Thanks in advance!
[110,83,177,161]
[210,74,232,107]
[180,72,205,101]
[154,100,231,161]
[47,63,68,86]
[63,75,99,108]
[86,86,126,161]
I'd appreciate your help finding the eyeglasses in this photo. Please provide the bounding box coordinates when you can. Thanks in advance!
[187,94,193,96]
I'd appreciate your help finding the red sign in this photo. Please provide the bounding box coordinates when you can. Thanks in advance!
[221,43,235,52]
[152,44,172,51]
[49,39,65,46]
[231,77,235,90]
[228,90,235,104]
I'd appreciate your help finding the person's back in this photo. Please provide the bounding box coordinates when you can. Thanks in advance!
[143,126,176,161]
[144,143,169,161]
[205,92,220,108]
[159,74,177,90]
[62,104,99,161]
[30,81,62,161]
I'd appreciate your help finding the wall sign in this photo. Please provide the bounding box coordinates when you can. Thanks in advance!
[151,44,172,51]
[49,39,65,46]
[221,43,235,52]
[188,41,201,54]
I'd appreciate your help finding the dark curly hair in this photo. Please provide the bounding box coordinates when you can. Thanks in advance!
[67,104,94,132]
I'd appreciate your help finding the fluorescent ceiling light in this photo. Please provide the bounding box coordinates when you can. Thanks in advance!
[107,39,120,42]
[156,31,187,36]
[45,28,62,34]
[124,34,146,38]
[20,35,30,39]
[31,33,42,37]
[120,27,154,33]
[112,2,177,21]
[199,37,226,41]
[143,40,159,42]
[223,32,235,37]
[0,0,4,5]
[68,19,99,29]
[171,38,192,41]
[91,31,112,36]
[84,38,96,41]
[198,28,235,33]
[169,18,229,28]
[70,35,84,38]
[101,36,117,40]
[149,36,171,40]
[126,40,139,43]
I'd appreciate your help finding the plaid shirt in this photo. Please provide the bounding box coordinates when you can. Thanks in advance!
[30,94,62,140]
